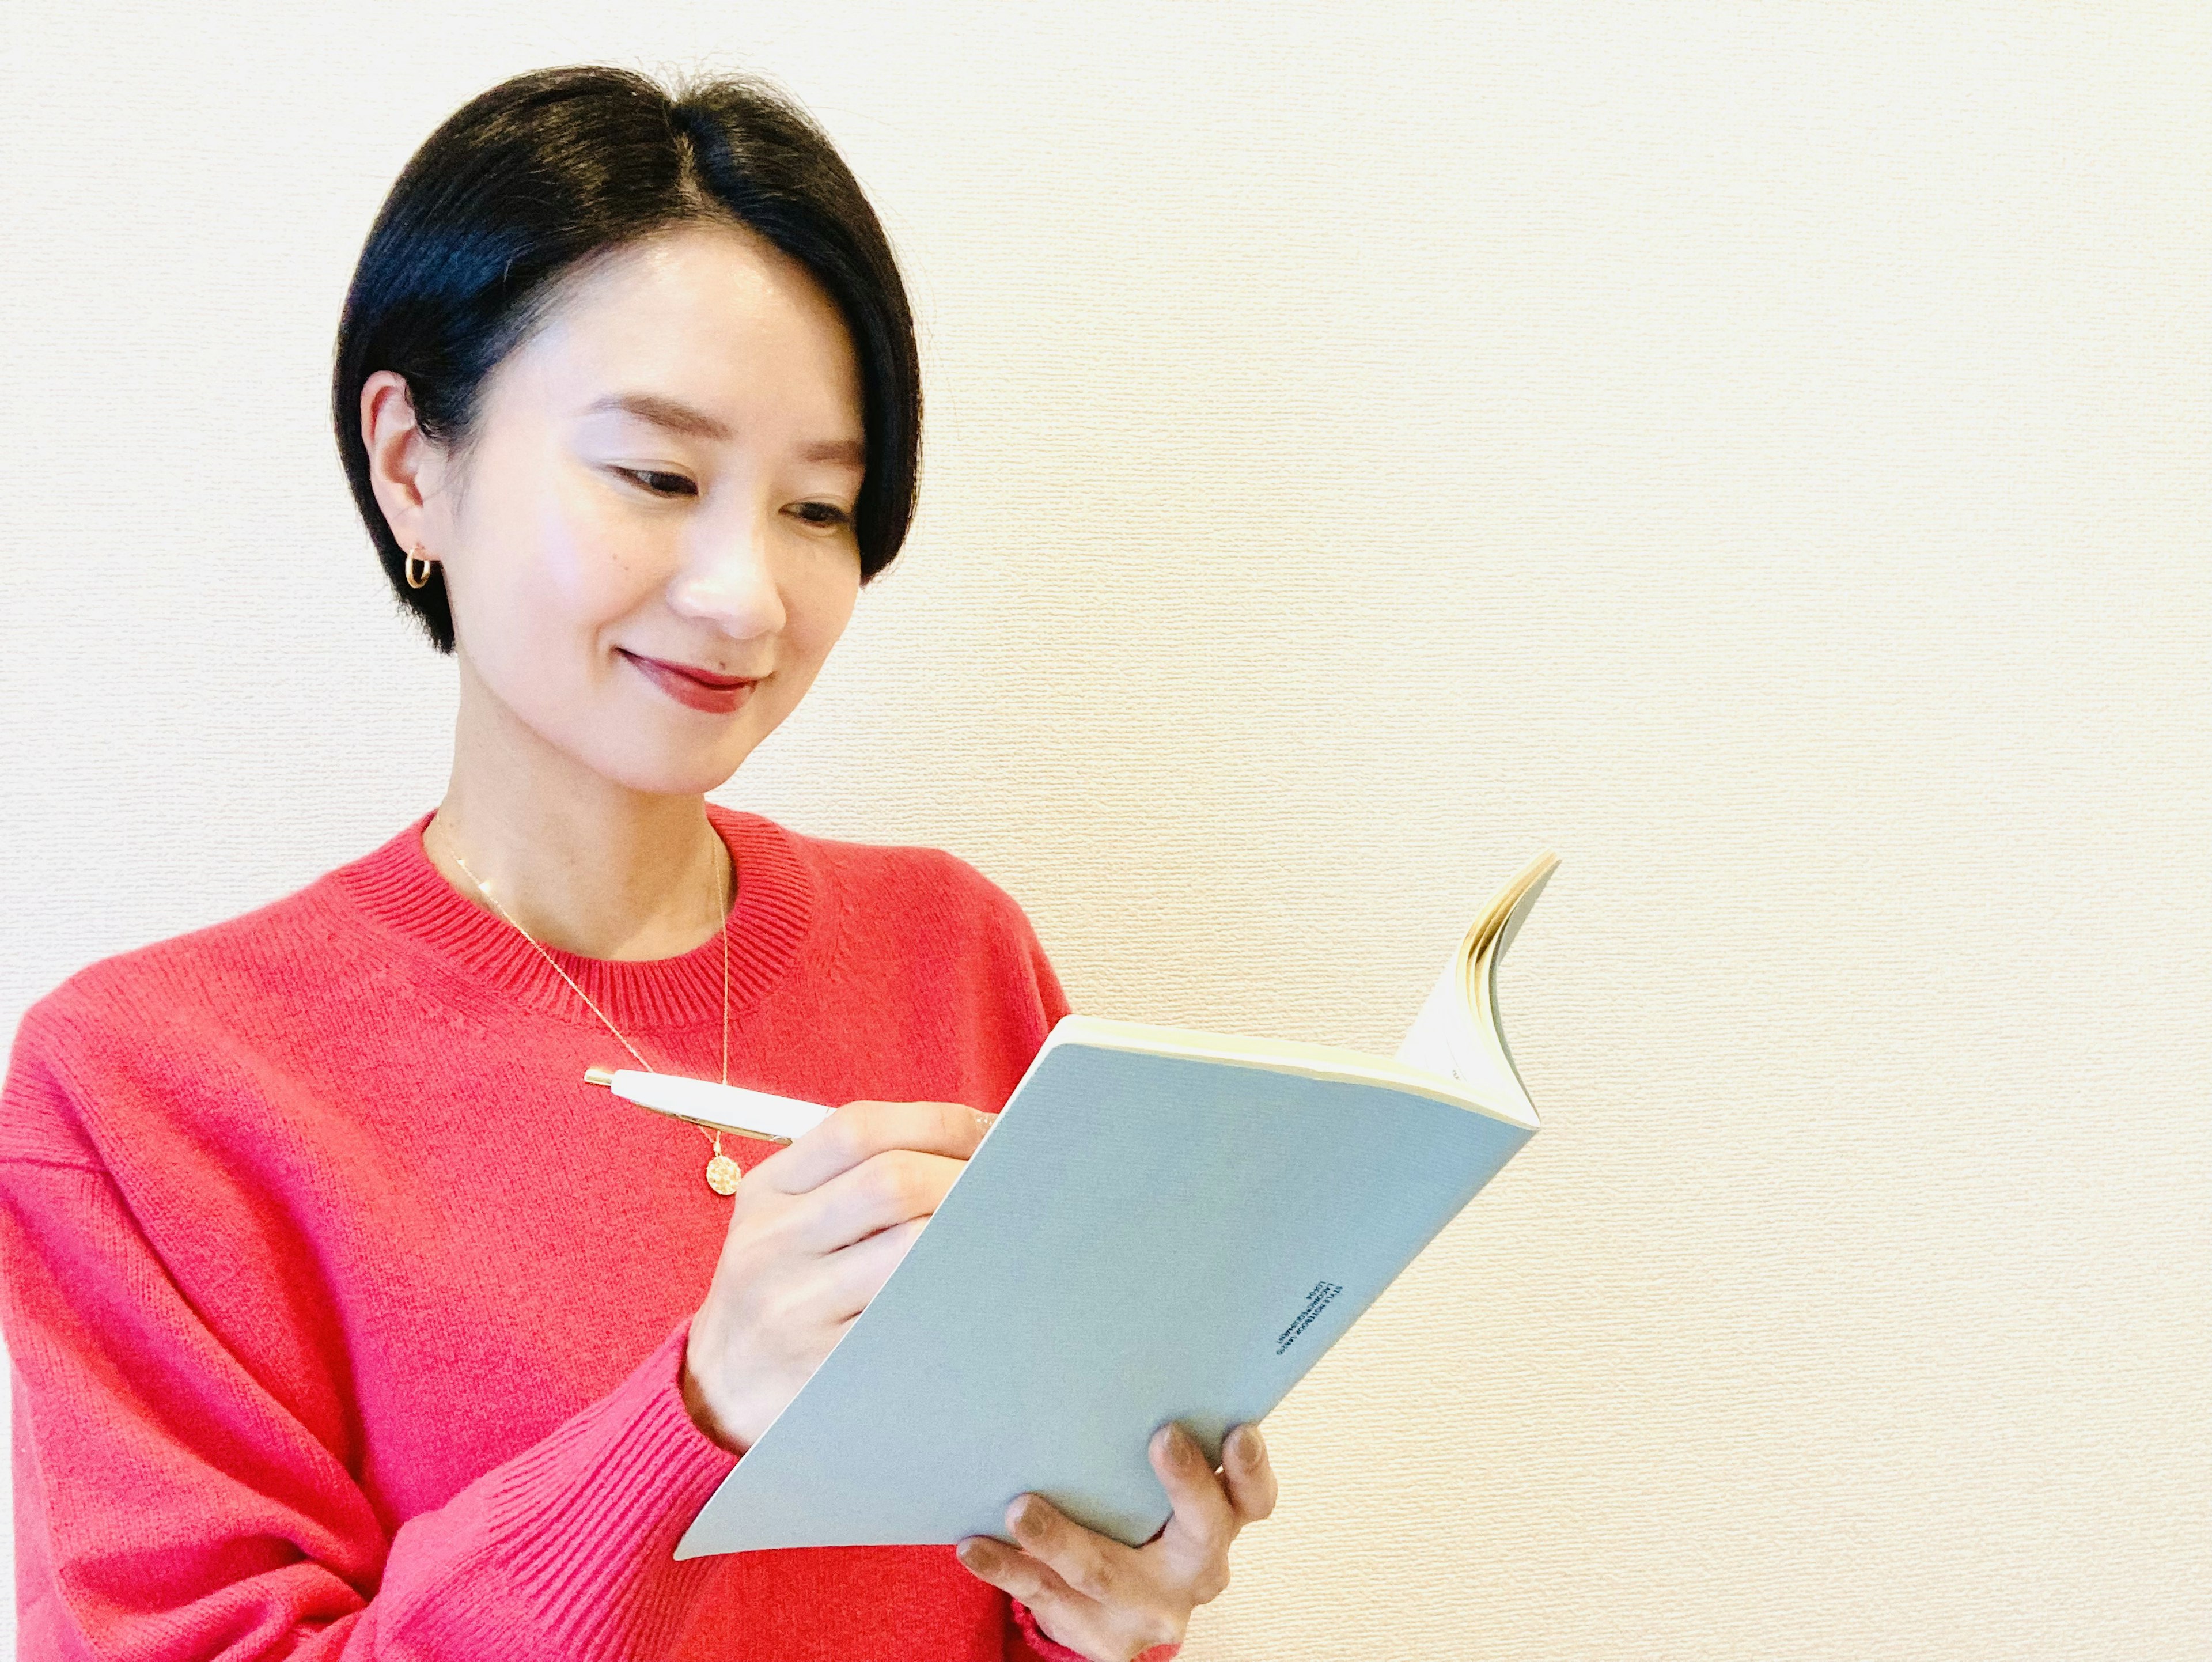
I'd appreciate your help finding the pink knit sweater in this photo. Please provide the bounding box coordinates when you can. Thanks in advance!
[0,804,1176,1661]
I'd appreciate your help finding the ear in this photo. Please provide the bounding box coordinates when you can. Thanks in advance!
[360,369,450,559]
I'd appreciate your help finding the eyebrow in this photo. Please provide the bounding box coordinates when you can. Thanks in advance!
[583,392,864,466]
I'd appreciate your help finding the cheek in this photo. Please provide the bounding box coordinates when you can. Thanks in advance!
[731,562,855,739]
[465,472,664,714]
[526,473,662,633]
[781,561,861,674]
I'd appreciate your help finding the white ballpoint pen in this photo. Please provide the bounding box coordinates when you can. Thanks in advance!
[583,1066,835,1146]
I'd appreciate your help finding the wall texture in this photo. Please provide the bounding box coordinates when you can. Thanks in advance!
[2,3,2205,1656]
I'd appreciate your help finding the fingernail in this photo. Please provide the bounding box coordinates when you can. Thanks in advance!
[1234,1425,1264,1463]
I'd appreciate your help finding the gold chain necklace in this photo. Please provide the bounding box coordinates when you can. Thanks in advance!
[435,817,746,1197]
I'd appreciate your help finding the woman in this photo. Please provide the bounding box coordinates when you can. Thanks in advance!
[0,66,1275,1662]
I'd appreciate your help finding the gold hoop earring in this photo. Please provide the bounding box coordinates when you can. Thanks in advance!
[405,544,435,589]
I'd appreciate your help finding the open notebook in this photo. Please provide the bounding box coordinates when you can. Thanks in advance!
[671,850,1561,1557]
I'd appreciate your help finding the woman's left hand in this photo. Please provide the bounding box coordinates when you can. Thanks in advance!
[956,1420,1278,1662]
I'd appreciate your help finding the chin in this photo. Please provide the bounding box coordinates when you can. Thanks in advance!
[597,739,760,801]
[596,717,784,797]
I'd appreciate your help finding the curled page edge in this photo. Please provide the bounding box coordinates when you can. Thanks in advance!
[1395,850,1559,1122]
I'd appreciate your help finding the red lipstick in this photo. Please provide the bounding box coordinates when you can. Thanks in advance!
[619,649,759,715]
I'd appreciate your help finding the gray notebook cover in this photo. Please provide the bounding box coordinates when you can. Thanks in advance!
[674,1015,1536,1557]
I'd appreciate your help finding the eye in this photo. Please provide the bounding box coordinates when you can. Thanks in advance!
[790,502,854,529]
[613,468,698,498]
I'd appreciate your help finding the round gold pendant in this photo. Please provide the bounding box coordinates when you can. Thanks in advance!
[704,1152,743,1195]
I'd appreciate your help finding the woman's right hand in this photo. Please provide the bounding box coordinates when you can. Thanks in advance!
[680,1099,993,1453]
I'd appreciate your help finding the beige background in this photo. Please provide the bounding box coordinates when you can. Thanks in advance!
[3,3,2207,1656]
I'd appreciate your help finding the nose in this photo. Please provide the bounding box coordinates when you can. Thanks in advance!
[671,509,787,642]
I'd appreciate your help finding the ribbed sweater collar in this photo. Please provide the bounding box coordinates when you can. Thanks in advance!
[328,801,817,1032]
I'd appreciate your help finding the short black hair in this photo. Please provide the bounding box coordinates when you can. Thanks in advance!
[332,65,922,654]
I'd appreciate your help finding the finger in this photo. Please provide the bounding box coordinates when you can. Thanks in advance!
[1221,1423,1278,1523]
[753,1100,988,1195]
[1004,1492,1133,1607]
[809,1214,929,1319]
[1149,1424,1238,1561]
[955,1532,1088,1615]
[784,1146,972,1255]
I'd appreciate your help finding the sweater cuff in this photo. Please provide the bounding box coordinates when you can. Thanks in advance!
[482,1314,739,1654]
[1011,1596,1182,1661]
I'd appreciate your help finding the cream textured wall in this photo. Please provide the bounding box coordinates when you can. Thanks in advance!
[2,3,2206,1657]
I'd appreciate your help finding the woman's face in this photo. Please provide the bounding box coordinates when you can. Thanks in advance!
[368,219,868,796]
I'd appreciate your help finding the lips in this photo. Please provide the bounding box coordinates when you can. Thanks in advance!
[619,649,760,715]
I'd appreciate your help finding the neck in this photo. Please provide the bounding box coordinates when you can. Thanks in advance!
[424,679,734,963]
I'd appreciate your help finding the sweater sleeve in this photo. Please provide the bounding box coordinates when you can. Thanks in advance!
[0,1035,739,1661]
[1020,914,1073,1030]
[947,853,1071,1036]
[1007,1597,1182,1662]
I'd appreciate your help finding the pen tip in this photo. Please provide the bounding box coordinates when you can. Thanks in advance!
[583,1065,617,1088]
